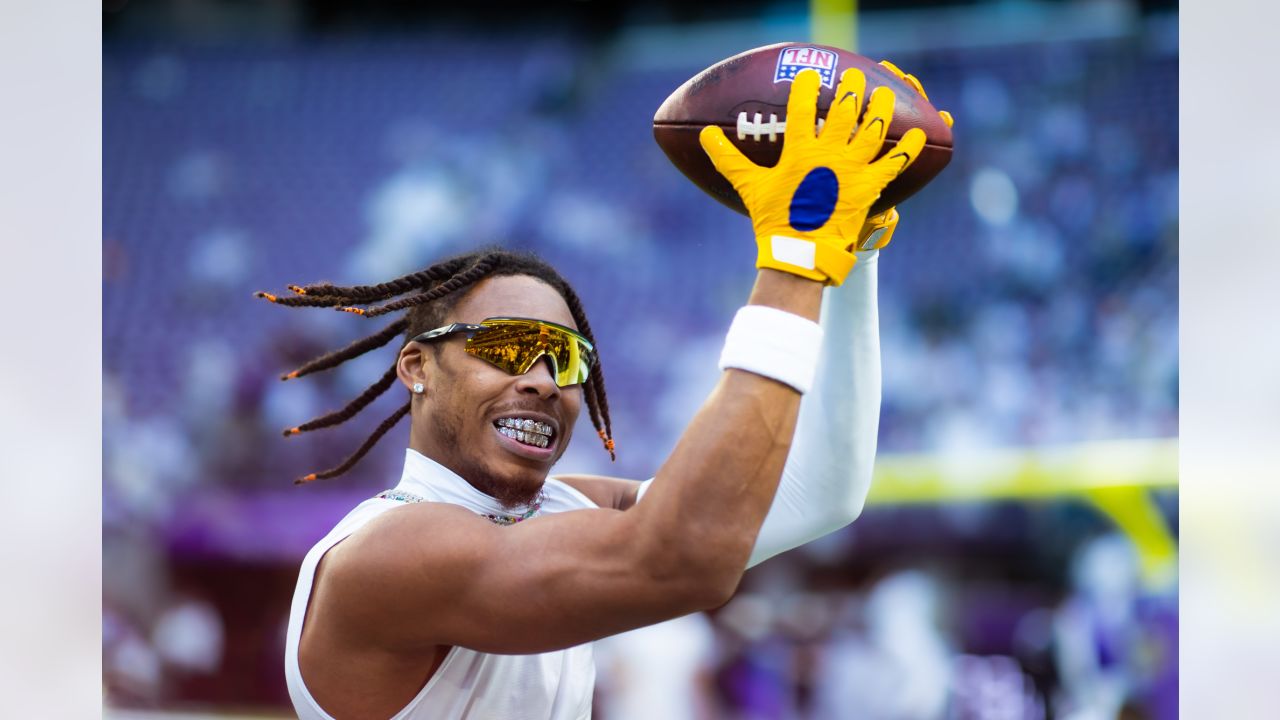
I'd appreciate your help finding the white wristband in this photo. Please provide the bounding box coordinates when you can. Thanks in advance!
[718,305,824,393]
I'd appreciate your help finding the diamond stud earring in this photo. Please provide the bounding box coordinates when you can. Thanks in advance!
[412,382,424,394]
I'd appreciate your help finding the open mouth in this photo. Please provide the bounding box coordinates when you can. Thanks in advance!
[493,416,555,450]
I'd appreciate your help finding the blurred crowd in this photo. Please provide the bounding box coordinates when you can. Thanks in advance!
[103,17,1177,718]
[598,533,1176,720]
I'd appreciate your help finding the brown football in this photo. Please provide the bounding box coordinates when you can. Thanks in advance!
[654,42,954,218]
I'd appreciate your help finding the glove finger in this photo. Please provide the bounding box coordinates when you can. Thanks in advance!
[869,126,926,178]
[699,125,756,183]
[848,85,897,165]
[904,73,929,100]
[878,59,907,81]
[879,60,930,100]
[783,68,822,147]
[939,110,954,128]
[821,68,866,147]
[864,208,898,227]
[857,207,899,250]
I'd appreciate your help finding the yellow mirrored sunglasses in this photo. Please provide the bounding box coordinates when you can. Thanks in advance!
[411,316,594,387]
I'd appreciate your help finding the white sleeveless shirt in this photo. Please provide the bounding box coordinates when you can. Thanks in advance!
[285,449,599,719]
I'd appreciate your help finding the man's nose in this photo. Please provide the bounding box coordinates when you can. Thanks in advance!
[515,355,561,398]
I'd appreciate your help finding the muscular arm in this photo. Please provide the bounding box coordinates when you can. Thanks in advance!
[314,270,822,659]
[561,249,883,565]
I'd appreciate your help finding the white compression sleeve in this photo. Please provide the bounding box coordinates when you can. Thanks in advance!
[745,249,882,567]
[632,252,881,567]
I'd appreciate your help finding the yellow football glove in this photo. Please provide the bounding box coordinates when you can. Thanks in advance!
[853,61,956,252]
[856,207,900,251]
[700,67,926,286]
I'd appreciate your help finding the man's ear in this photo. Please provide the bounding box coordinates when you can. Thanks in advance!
[397,342,430,394]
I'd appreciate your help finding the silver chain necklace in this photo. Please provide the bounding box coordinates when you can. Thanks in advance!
[376,488,546,526]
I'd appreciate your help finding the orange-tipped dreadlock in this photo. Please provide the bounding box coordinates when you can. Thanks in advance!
[256,248,616,484]
[597,429,616,462]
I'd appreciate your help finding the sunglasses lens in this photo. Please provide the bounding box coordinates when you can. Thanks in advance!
[465,320,592,387]
[465,324,531,374]
[544,328,589,386]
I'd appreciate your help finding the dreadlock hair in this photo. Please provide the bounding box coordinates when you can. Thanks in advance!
[256,248,615,484]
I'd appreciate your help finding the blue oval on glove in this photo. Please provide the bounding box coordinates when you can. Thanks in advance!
[788,167,839,231]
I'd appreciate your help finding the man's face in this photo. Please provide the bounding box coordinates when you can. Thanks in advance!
[403,274,584,507]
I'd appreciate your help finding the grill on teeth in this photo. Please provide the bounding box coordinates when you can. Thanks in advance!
[496,417,552,437]
[497,423,550,448]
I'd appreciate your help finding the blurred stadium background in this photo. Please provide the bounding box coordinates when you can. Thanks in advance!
[103,0,1178,717]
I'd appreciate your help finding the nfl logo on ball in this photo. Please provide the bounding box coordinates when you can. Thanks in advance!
[773,46,839,88]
